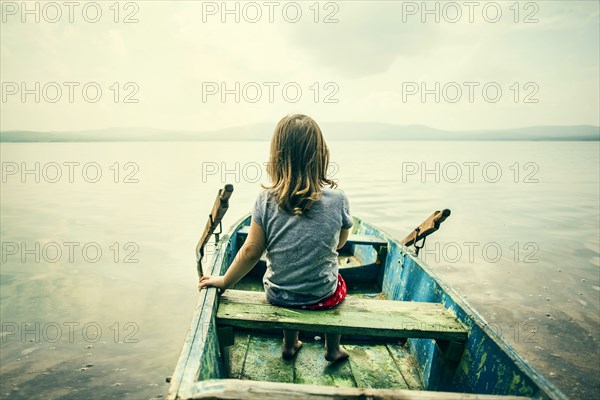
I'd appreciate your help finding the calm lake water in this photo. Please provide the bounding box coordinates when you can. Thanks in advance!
[1,141,598,399]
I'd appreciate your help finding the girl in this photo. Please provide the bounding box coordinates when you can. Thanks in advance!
[198,114,353,363]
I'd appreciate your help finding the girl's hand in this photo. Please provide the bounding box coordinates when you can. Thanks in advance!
[198,275,227,291]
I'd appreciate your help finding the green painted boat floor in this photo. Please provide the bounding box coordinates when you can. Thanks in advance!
[222,331,423,390]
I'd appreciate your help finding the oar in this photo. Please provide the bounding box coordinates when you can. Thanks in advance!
[196,184,234,278]
[402,209,451,256]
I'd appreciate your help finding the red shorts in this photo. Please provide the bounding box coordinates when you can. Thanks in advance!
[301,274,346,310]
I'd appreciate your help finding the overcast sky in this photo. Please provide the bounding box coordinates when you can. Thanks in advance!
[1,1,598,132]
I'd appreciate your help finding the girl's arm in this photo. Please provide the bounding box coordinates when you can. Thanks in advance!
[198,220,266,291]
[337,228,351,250]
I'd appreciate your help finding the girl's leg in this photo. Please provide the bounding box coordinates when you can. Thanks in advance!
[324,333,349,362]
[282,330,302,359]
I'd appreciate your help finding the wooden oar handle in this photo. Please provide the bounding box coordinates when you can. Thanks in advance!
[402,209,451,247]
[220,184,234,202]
[436,209,451,224]
[197,184,235,278]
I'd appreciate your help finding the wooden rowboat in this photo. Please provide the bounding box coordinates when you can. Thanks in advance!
[168,214,566,399]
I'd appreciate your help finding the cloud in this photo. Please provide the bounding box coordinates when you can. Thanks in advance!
[283,2,442,78]
[0,1,598,131]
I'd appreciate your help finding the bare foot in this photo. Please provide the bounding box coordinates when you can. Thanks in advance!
[325,346,349,363]
[282,340,303,359]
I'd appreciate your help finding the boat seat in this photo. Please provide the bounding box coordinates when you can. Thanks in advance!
[217,290,467,343]
[236,226,388,248]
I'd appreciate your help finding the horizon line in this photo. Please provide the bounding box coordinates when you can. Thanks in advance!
[2,122,600,134]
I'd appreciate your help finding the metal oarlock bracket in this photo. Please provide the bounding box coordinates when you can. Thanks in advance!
[413,227,426,257]
[209,214,223,243]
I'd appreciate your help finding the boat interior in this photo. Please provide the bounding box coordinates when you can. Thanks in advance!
[219,224,428,390]
[169,198,563,399]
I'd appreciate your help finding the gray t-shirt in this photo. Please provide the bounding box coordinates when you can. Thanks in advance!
[252,188,353,306]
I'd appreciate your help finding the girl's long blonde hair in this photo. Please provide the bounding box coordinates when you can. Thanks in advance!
[265,114,336,215]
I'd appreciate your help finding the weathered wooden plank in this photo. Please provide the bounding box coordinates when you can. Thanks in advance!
[346,344,409,389]
[168,293,208,399]
[387,342,423,391]
[170,237,232,400]
[217,291,467,342]
[294,339,356,388]
[198,315,224,381]
[189,379,532,399]
[237,226,386,247]
[345,234,388,247]
[222,332,250,379]
[170,287,222,397]
[241,334,294,383]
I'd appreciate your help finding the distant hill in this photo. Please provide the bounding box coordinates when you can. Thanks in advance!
[1,123,598,142]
